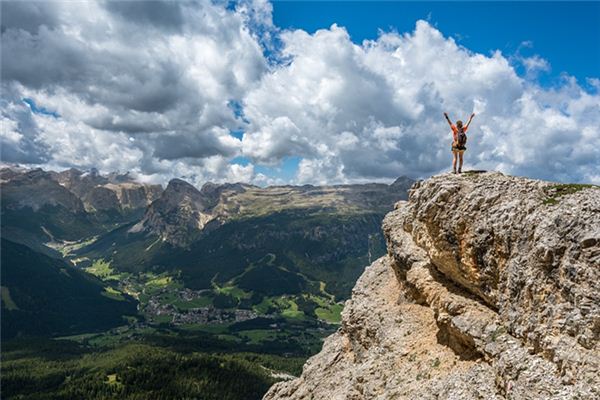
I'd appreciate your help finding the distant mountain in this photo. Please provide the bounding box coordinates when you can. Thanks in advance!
[51,167,163,213]
[0,167,163,254]
[1,166,415,336]
[129,177,413,248]
[1,238,137,340]
[0,168,98,255]
[128,178,235,247]
[76,176,415,300]
[1,168,86,214]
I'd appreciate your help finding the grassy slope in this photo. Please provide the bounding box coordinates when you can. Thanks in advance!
[77,209,387,301]
[0,182,407,399]
[1,239,138,340]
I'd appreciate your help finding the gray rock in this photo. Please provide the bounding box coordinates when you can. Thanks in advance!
[265,172,599,399]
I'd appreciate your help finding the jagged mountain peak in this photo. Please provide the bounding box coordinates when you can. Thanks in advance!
[200,181,253,193]
[167,177,197,189]
[390,175,415,188]
[16,168,53,181]
[105,171,134,183]
[130,178,216,247]
[133,176,417,248]
[0,167,85,213]
[161,178,209,208]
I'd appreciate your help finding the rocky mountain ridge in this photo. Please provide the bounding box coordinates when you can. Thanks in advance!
[131,176,414,248]
[51,167,163,212]
[265,172,599,399]
[128,178,226,247]
[0,168,86,213]
[0,167,162,214]
[1,166,415,249]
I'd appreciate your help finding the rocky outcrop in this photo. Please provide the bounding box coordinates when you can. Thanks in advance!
[265,172,599,399]
[53,167,162,212]
[0,168,85,212]
[1,166,162,214]
[82,186,121,212]
[102,182,162,211]
[129,178,218,247]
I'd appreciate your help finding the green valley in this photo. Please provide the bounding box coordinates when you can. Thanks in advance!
[0,167,413,399]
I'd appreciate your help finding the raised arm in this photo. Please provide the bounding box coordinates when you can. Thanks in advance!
[443,112,453,127]
[465,113,475,129]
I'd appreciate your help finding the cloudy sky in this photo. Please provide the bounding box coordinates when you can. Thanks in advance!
[1,0,599,187]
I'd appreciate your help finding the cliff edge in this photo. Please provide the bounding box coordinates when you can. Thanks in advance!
[264,172,600,399]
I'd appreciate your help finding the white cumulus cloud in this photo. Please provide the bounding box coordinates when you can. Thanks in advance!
[1,2,598,186]
[241,20,600,184]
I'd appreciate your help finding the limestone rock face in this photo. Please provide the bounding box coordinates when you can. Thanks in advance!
[0,168,85,212]
[265,172,599,399]
[53,167,162,212]
[102,182,163,211]
[129,178,218,247]
[82,186,121,212]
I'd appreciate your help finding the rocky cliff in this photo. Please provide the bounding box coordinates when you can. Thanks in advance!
[1,166,162,214]
[0,168,85,213]
[128,178,220,247]
[265,172,599,399]
[52,167,162,212]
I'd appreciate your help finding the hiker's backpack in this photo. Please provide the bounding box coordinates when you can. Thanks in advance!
[457,128,467,147]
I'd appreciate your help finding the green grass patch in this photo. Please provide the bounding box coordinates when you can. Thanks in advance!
[177,323,230,334]
[307,294,329,308]
[173,296,213,309]
[218,285,251,300]
[101,286,126,301]
[543,183,599,205]
[315,303,343,323]
[216,334,242,342]
[86,259,118,279]
[237,329,278,345]
[86,333,128,347]
[153,314,172,324]
[142,273,184,296]
[54,332,100,343]
[146,275,173,287]
[277,298,304,319]
[1,286,19,310]
[490,326,507,342]
[253,297,275,315]
[105,373,123,389]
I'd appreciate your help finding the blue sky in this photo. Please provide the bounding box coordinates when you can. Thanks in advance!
[22,98,60,118]
[273,1,600,89]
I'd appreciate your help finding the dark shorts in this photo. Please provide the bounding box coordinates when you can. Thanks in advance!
[452,144,466,152]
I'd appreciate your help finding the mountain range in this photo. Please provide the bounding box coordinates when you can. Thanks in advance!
[0,166,414,339]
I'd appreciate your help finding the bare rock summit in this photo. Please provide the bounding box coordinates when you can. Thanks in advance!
[265,172,599,400]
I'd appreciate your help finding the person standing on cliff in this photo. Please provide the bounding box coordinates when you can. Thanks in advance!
[444,112,475,174]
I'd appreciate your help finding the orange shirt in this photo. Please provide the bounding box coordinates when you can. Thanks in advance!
[451,124,468,142]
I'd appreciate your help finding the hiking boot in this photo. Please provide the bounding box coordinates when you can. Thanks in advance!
[458,168,462,174]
